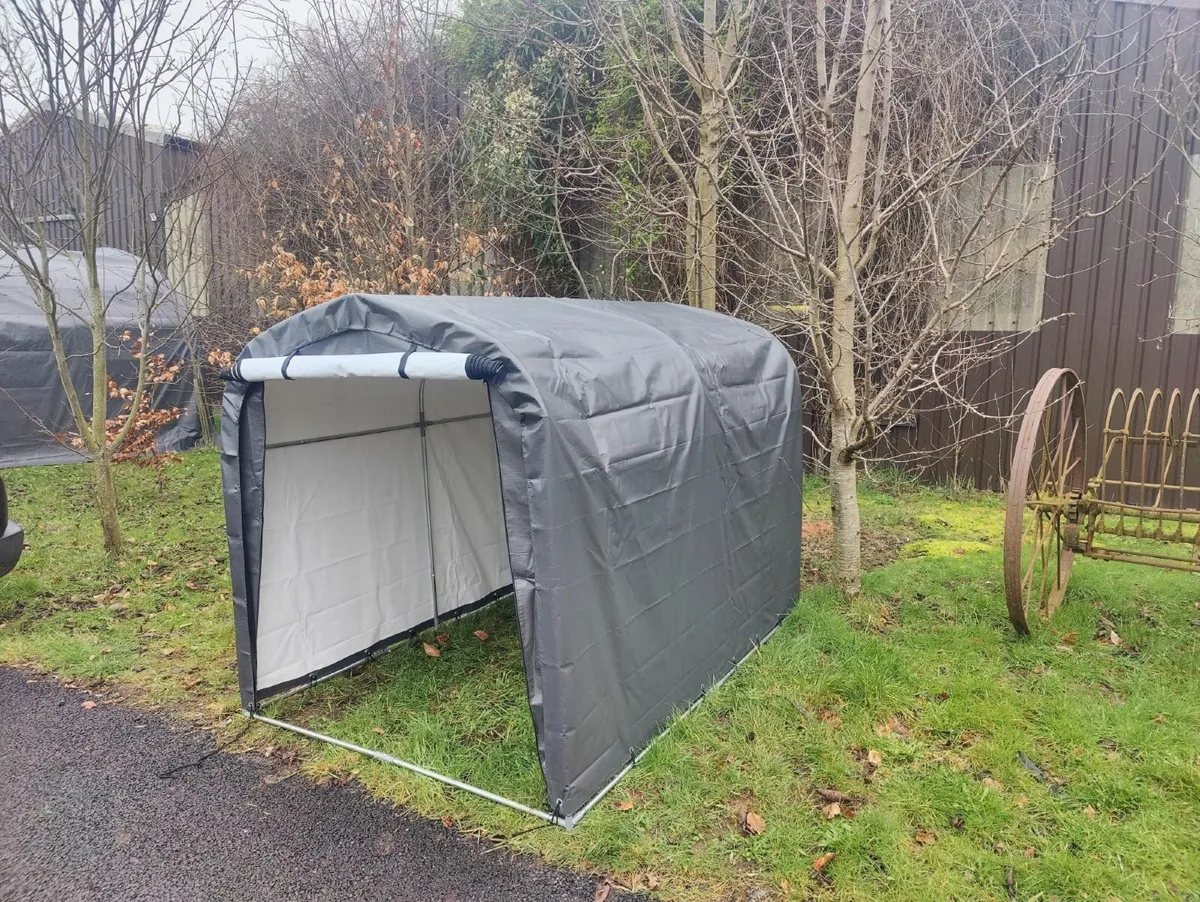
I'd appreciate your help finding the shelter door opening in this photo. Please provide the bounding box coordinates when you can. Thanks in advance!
[254,375,511,697]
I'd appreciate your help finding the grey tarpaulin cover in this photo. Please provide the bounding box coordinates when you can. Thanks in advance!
[220,294,803,818]
[0,247,201,467]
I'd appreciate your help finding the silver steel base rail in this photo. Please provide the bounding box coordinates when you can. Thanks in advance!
[247,712,562,825]
[248,618,786,830]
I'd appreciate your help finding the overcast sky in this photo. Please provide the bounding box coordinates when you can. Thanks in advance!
[158,0,313,137]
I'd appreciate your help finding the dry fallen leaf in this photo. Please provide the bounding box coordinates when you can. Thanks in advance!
[473,630,489,642]
[1108,630,1122,647]
[780,877,790,893]
[1062,632,1078,645]
[436,632,450,646]
[593,882,612,902]
[422,642,441,658]
[1023,846,1036,859]
[613,797,635,812]
[815,788,855,804]
[743,810,767,835]
[1084,805,1097,817]
[876,716,911,739]
[821,802,842,820]
[867,748,883,768]
[80,700,97,710]
[817,708,842,729]
[915,831,936,845]
[161,647,176,657]
[981,776,1005,792]
[811,852,836,874]
[645,873,659,890]
[371,727,386,735]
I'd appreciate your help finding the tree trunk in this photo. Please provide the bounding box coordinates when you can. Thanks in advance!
[829,245,861,591]
[695,110,719,311]
[828,394,862,593]
[93,454,123,557]
[695,0,721,312]
[825,0,885,593]
[684,192,699,306]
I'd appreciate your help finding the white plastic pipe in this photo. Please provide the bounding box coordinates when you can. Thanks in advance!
[230,352,498,382]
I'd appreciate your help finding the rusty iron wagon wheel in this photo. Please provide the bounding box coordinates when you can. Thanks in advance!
[1004,368,1087,635]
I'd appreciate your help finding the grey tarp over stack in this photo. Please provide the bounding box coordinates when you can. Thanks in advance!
[220,295,802,820]
[0,247,201,467]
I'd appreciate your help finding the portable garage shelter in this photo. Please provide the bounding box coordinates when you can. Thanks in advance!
[0,247,201,467]
[220,295,803,826]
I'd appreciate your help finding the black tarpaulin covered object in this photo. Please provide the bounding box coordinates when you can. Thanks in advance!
[0,248,201,467]
[220,294,803,824]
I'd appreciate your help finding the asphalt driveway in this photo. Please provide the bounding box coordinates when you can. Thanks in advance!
[0,668,636,902]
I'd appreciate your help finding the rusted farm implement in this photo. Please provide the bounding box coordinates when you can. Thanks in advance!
[1004,368,1200,634]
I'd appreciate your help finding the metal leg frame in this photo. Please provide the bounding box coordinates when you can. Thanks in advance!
[247,712,563,825]
[247,619,785,830]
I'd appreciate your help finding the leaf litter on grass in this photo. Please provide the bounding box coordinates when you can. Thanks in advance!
[5,458,1200,900]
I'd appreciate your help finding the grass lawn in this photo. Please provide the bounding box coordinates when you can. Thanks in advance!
[3,451,1199,900]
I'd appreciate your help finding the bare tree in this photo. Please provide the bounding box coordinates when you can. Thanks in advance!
[707,0,1186,590]
[206,0,476,328]
[0,0,239,555]
[591,0,756,310]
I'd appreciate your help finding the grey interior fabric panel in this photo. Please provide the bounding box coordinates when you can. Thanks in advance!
[254,377,510,693]
[220,295,802,817]
[256,428,434,691]
[263,376,421,446]
[0,248,200,467]
[426,415,512,615]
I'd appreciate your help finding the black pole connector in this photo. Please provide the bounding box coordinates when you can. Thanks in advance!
[464,354,506,383]
[218,361,245,382]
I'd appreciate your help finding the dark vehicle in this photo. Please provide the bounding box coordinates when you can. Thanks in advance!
[0,475,22,576]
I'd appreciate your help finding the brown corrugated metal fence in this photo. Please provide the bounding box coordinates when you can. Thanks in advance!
[903,0,1200,489]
